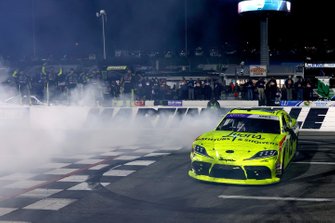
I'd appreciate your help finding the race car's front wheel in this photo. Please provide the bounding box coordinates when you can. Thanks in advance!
[276,150,286,178]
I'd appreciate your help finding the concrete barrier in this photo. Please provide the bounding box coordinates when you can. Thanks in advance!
[1,104,335,131]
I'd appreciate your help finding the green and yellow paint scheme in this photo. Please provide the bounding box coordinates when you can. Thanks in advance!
[189,108,299,185]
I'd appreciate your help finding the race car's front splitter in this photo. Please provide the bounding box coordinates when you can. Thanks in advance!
[188,170,281,185]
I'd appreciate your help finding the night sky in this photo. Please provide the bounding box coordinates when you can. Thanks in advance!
[0,0,333,60]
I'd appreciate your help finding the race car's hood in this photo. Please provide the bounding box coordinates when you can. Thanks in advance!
[194,130,283,161]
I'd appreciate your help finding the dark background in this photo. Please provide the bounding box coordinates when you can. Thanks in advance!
[0,0,332,60]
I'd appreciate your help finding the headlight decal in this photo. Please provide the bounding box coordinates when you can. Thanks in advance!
[246,150,278,160]
[194,145,211,158]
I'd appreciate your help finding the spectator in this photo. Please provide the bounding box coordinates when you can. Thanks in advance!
[266,77,278,106]
[203,80,212,100]
[57,67,67,97]
[304,78,313,100]
[151,77,160,100]
[274,88,282,106]
[179,77,188,100]
[213,81,223,100]
[135,81,145,100]
[284,75,294,100]
[16,70,31,103]
[281,84,287,101]
[121,70,133,96]
[245,78,254,100]
[228,81,235,96]
[31,72,44,101]
[187,78,195,100]
[256,77,266,105]
[110,80,120,99]
[45,66,62,103]
[233,82,240,98]
[194,79,203,100]
[294,76,304,100]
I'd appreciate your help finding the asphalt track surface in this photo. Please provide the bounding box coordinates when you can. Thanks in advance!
[0,131,334,223]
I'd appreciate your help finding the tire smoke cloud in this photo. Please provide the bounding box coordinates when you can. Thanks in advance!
[0,80,222,175]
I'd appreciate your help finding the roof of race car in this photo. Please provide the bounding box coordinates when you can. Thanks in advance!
[228,107,285,117]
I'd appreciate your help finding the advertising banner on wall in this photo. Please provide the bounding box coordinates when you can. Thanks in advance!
[280,100,335,107]
[249,65,267,77]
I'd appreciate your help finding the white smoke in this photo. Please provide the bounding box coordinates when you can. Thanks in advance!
[0,76,221,175]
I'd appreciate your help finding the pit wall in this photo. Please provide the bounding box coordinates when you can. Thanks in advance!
[1,100,335,131]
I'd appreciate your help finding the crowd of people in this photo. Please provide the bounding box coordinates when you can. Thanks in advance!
[2,64,316,106]
[242,75,315,105]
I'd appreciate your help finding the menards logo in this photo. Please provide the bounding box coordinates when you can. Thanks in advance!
[225,132,264,140]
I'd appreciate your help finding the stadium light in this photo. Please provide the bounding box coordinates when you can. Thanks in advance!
[96,9,107,60]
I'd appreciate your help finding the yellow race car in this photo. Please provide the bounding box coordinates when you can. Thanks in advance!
[189,108,299,185]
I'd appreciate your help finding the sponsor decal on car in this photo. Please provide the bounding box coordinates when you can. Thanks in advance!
[198,134,277,145]
[225,132,264,140]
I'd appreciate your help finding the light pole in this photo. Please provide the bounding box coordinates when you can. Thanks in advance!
[31,0,37,58]
[184,0,188,57]
[96,9,107,60]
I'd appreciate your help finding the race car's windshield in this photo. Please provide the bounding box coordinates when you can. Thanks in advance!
[216,114,280,134]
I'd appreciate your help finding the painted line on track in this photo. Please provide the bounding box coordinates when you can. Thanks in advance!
[293,161,335,165]
[298,148,335,151]
[218,195,334,202]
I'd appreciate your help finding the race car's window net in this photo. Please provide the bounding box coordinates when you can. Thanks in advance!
[216,117,280,134]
